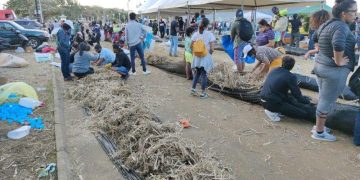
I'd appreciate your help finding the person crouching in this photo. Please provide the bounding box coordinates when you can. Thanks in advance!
[110,44,131,80]
[260,56,315,122]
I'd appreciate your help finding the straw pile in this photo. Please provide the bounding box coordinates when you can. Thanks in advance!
[146,54,169,65]
[208,63,262,90]
[66,70,232,179]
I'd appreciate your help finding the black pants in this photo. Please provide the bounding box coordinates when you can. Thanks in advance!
[261,98,316,121]
[160,29,165,38]
[74,67,94,79]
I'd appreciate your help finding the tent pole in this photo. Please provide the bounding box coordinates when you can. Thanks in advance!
[187,2,191,28]
[213,9,216,32]
[157,9,160,31]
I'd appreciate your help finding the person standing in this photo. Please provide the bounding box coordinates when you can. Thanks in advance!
[169,16,179,57]
[57,20,74,81]
[289,14,302,48]
[190,18,215,99]
[304,10,331,60]
[178,17,185,37]
[152,20,158,36]
[159,19,166,38]
[272,7,289,47]
[312,0,357,141]
[125,12,151,75]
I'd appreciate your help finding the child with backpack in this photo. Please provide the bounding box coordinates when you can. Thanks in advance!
[184,27,195,80]
[190,18,215,99]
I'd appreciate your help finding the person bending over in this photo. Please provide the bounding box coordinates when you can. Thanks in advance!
[93,44,116,66]
[260,56,315,122]
[72,42,97,79]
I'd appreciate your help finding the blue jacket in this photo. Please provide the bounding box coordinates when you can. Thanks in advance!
[56,28,71,52]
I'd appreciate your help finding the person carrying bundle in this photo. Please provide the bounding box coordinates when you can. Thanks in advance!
[230,9,254,72]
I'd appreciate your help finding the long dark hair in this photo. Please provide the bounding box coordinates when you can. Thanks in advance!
[332,0,357,18]
[79,42,90,56]
[258,19,271,29]
[199,18,209,34]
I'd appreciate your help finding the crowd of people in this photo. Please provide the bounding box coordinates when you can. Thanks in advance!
[55,0,359,142]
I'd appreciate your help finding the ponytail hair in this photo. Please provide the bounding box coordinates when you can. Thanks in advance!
[199,18,209,34]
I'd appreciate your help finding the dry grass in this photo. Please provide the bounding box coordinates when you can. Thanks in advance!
[66,70,232,179]
[208,63,263,90]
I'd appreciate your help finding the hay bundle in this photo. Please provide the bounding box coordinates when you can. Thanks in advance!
[208,63,262,90]
[146,54,169,65]
[66,71,232,179]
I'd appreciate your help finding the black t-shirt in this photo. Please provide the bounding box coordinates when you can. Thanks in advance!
[112,51,131,70]
[170,20,178,36]
[159,21,166,30]
[290,19,302,33]
[178,19,184,30]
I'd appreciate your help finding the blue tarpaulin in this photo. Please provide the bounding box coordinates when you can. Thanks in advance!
[0,102,44,129]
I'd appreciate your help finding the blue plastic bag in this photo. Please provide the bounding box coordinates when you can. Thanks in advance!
[221,35,234,61]
[143,32,154,50]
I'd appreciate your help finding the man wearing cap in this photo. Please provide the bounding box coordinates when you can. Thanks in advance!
[260,56,315,122]
[57,20,74,81]
[93,44,116,66]
[230,9,252,72]
[272,7,289,47]
[251,46,285,79]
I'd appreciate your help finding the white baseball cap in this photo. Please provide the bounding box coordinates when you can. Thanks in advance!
[64,20,74,29]
[243,44,253,58]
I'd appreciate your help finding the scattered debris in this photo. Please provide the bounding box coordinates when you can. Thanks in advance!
[38,163,56,178]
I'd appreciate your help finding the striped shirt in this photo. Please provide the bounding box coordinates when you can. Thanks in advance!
[256,46,282,63]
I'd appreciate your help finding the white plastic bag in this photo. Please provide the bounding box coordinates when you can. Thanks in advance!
[19,97,42,109]
[15,47,25,53]
[165,40,171,47]
[0,53,29,68]
[7,126,31,139]
[100,30,105,41]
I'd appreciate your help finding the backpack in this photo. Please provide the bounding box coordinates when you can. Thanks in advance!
[193,39,207,57]
[349,67,360,97]
[235,18,254,42]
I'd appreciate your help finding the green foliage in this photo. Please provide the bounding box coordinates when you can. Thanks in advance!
[5,0,128,22]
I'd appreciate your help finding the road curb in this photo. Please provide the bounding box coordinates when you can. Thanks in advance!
[51,66,70,180]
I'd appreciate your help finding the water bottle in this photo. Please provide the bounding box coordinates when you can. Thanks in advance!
[353,112,360,146]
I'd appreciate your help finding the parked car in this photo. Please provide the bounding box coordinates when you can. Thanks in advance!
[0,20,49,48]
[0,9,16,20]
[15,20,43,30]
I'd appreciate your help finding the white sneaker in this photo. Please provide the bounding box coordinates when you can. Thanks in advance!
[264,109,281,122]
[129,72,137,76]
[311,131,336,142]
[143,70,151,75]
[311,126,331,134]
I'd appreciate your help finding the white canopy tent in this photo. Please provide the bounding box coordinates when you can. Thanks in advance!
[138,0,325,14]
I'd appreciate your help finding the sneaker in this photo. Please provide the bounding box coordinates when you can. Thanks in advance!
[129,72,137,76]
[311,131,336,142]
[143,70,151,75]
[311,126,331,134]
[264,109,281,122]
[190,89,197,96]
[199,92,209,99]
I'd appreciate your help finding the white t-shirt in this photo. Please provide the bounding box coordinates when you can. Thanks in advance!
[191,30,216,51]
[191,30,216,73]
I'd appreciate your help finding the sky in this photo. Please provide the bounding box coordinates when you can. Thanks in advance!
[0,0,359,12]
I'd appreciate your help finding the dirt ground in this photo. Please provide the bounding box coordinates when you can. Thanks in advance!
[1,39,359,179]
[127,42,360,179]
[0,50,56,179]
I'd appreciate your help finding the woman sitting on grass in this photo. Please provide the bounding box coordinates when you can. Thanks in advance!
[72,42,97,79]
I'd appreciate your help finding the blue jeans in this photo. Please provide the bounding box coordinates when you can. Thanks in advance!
[59,49,71,79]
[192,67,207,91]
[129,42,147,73]
[169,35,178,56]
[117,66,129,76]
[308,30,315,51]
